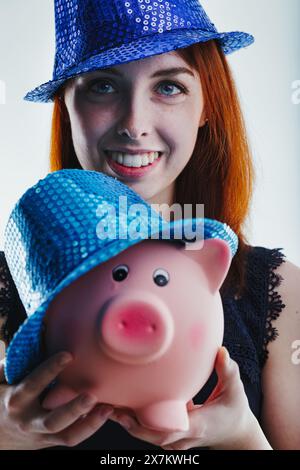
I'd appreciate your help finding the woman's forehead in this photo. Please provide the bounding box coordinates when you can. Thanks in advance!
[74,51,196,81]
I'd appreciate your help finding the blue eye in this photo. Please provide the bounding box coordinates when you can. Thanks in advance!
[88,80,188,97]
[156,81,187,96]
[89,81,114,94]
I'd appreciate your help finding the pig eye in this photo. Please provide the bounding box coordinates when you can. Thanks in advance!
[153,268,169,287]
[112,264,129,282]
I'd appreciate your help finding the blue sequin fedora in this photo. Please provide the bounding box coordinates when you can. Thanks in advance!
[4,169,238,384]
[24,0,254,103]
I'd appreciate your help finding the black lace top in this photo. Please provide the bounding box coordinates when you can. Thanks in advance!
[0,246,286,450]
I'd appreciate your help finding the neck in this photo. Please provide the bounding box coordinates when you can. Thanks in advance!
[146,183,175,222]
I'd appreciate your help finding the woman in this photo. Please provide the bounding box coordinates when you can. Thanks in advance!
[0,0,299,450]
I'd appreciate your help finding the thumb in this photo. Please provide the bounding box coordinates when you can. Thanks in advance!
[186,399,203,411]
[204,347,230,404]
[214,346,240,389]
[205,347,241,405]
[216,346,230,370]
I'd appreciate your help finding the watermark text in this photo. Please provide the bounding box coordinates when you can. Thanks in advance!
[291,80,300,104]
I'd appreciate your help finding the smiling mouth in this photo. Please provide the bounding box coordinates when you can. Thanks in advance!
[104,150,163,168]
[104,150,163,178]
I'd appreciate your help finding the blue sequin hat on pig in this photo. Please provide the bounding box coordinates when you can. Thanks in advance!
[4,169,238,384]
[24,0,254,103]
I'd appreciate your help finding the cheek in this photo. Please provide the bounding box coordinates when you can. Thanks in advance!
[68,111,94,157]
[75,111,101,144]
[167,111,200,154]
[69,112,104,168]
[168,133,198,173]
[71,95,110,141]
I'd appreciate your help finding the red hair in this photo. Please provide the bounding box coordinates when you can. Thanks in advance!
[50,40,255,297]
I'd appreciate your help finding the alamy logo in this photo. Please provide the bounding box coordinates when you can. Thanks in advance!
[291,339,300,365]
[291,80,300,105]
[95,197,205,249]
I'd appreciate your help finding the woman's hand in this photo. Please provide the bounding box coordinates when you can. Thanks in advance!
[0,352,113,450]
[110,347,272,450]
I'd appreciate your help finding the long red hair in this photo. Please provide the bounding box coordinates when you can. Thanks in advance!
[49,40,255,297]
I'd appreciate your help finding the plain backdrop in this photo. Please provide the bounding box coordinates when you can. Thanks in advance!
[0,0,299,267]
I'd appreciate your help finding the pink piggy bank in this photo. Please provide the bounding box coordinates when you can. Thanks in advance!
[42,237,232,432]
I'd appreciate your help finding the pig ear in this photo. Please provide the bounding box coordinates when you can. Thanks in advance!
[182,238,232,293]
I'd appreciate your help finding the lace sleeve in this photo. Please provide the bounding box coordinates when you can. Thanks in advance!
[261,248,286,366]
[0,251,27,346]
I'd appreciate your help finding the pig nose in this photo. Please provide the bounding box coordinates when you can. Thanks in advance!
[99,293,174,364]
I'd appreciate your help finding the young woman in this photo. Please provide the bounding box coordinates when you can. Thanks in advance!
[0,0,299,450]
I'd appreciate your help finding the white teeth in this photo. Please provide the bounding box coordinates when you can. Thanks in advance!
[123,155,141,167]
[141,155,149,166]
[107,151,160,168]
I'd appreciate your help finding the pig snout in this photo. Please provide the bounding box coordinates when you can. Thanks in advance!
[99,293,174,364]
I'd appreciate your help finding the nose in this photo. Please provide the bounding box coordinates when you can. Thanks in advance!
[117,127,146,140]
[99,293,174,364]
[117,92,150,140]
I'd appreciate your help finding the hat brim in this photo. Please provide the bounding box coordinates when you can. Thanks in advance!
[4,217,238,384]
[24,28,254,103]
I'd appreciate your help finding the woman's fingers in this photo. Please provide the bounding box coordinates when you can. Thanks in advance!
[204,347,240,405]
[214,347,242,399]
[110,401,204,448]
[48,404,114,448]
[0,351,116,449]
[215,347,239,380]
[32,393,98,434]
[10,352,73,408]
[109,348,248,450]
[110,412,184,448]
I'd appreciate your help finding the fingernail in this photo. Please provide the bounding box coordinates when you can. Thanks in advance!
[59,353,72,366]
[223,347,230,364]
[81,394,96,407]
[118,417,132,430]
[97,405,114,418]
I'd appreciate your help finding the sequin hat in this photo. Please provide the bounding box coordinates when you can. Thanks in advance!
[4,169,238,384]
[24,0,254,103]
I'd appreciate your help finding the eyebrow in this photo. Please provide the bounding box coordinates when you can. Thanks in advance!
[96,66,195,79]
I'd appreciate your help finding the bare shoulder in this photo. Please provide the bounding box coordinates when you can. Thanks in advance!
[0,251,8,345]
[261,258,300,449]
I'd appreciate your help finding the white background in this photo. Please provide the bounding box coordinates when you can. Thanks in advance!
[0,0,299,267]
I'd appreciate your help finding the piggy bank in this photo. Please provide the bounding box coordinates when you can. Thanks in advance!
[42,237,232,432]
